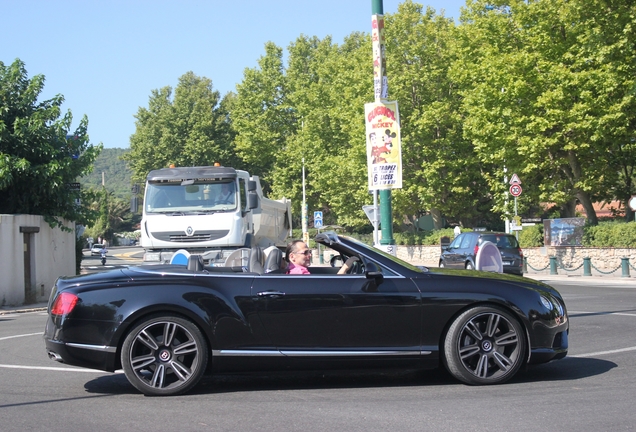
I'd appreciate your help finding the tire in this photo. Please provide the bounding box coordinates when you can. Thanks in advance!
[439,261,445,268]
[465,262,474,270]
[443,305,526,385]
[121,315,208,396]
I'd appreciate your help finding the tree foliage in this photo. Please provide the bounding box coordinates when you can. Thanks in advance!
[0,59,102,228]
[111,0,636,232]
[455,0,636,225]
[124,71,238,184]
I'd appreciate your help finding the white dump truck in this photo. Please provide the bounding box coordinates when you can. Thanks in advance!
[140,165,292,265]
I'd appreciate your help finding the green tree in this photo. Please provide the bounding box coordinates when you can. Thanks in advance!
[385,2,494,229]
[84,188,132,244]
[232,42,293,193]
[0,59,102,228]
[456,0,636,225]
[124,71,237,184]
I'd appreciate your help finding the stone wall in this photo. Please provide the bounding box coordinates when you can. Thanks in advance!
[392,245,636,275]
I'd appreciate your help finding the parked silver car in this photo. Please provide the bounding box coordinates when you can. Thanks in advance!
[90,244,105,256]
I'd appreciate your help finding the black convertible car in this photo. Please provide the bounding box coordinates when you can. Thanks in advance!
[44,232,568,396]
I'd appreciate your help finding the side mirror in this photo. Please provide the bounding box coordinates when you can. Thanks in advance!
[330,255,344,268]
[364,262,384,283]
[247,180,257,192]
[247,191,258,210]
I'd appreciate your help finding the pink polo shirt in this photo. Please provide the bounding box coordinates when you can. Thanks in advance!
[286,263,310,274]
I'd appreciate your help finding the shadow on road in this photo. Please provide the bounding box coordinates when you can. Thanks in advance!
[82,356,615,396]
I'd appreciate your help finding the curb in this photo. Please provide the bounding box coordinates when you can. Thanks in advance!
[0,306,48,315]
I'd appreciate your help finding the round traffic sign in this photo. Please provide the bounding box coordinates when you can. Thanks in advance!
[510,184,522,197]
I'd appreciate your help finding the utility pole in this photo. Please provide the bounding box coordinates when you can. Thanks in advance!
[372,0,395,249]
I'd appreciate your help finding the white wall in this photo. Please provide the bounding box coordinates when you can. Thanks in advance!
[0,214,76,306]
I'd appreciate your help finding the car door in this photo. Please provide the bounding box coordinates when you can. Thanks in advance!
[251,267,421,353]
[444,234,464,268]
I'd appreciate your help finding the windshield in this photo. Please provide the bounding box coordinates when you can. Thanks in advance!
[340,235,426,273]
[145,181,237,214]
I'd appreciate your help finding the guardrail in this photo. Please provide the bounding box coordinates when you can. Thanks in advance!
[524,256,636,277]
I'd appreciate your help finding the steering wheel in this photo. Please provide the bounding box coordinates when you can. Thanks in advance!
[346,256,365,274]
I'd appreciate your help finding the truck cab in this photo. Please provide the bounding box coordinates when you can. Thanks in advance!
[140,166,291,265]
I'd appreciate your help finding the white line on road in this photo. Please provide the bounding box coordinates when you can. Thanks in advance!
[0,364,121,373]
[0,332,43,341]
[570,346,636,358]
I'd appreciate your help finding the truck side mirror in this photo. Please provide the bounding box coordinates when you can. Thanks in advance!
[247,180,257,192]
[247,191,258,210]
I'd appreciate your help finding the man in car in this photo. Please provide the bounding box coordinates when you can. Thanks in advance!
[285,240,358,275]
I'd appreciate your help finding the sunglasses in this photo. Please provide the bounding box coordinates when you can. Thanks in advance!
[294,250,312,256]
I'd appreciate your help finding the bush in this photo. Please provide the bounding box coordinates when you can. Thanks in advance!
[518,224,543,248]
[583,221,636,247]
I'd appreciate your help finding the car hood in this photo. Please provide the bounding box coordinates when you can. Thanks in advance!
[423,267,560,296]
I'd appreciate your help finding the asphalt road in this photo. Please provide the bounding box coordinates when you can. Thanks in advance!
[1,279,635,431]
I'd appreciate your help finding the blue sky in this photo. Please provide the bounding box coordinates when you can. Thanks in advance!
[2,0,465,149]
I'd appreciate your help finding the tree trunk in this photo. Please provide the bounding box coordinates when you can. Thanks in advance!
[430,208,444,230]
[560,199,577,218]
[576,190,598,225]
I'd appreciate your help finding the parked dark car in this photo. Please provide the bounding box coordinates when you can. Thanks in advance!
[44,231,567,396]
[439,231,524,275]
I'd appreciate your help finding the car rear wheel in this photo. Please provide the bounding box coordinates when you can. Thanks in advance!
[121,315,208,396]
[443,306,526,385]
[465,262,474,270]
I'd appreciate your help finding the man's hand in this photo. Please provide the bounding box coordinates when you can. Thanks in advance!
[338,256,359,274]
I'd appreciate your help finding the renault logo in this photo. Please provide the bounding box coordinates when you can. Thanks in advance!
[186,226,194,236]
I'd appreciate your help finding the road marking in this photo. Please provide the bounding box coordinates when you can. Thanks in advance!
[570,346,636,358]
[0,332,42,341]
[0,364,121,373]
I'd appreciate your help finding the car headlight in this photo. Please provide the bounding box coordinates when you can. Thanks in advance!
[540,295,553,310]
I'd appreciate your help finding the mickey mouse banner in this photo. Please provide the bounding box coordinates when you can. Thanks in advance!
[365,100,402,190]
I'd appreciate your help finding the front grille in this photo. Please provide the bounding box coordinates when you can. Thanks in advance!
[151,230,229,243]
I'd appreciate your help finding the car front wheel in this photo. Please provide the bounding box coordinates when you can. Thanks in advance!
[465,262,474,270]
[121,315,208,396]
[443,306,526,385]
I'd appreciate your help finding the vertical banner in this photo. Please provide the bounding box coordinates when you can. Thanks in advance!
[371,14,388,99]
[365,100,402,190]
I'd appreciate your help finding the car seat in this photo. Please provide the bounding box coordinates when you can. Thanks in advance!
[247,247,264,274]
[263,248,283,273]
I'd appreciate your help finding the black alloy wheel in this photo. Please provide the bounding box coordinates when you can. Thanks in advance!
[443,306,526,385]
[121,315,208,396]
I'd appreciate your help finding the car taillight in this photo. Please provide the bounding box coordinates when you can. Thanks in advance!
[518,248,524,257]
[474,245,479,255]
[51,292,78,316]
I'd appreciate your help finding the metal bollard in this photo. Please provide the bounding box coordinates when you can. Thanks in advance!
[583,257,592,276]
[549,256,558,275]
[621,257,630,278]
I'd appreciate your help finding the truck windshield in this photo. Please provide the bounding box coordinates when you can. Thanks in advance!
[145,181,237,213]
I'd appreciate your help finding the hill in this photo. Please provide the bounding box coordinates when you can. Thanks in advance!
[81,148,133,199]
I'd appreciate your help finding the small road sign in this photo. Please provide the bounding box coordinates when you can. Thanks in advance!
[629,195,636,211]
[510,184,522,197]
[314,211,323,228]
[509,173,521,184]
